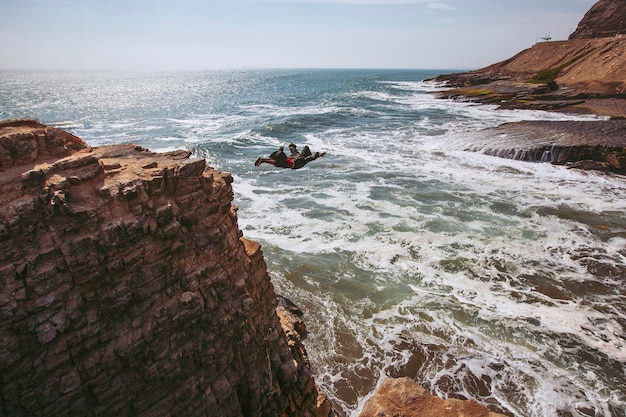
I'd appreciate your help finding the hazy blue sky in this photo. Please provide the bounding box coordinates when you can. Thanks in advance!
[0,0,596,70]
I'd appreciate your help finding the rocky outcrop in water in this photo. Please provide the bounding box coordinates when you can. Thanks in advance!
[358,378,505,417]
[569,0,626,40]
[0,120,332,417]
[462,120,626,174]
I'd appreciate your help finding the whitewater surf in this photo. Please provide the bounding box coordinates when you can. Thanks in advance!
[2,69,624,417]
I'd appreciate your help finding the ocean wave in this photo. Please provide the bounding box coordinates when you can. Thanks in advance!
[3,69,624,417]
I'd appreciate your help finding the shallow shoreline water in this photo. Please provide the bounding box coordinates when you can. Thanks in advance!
[1,69,625,417]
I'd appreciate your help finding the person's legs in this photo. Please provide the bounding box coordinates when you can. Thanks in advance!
[255,158,275,166]
[299,146,312,157]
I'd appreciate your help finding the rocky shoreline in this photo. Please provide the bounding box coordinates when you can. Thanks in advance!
[428,6,626,175]
[2,2,624,414]
[431,80,626,175]
[454,119,626,174]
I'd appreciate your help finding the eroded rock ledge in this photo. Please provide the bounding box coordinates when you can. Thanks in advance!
[0,120,332,417]
[462,120,626,174]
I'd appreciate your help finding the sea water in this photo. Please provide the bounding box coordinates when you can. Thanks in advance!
[1,69,625,417]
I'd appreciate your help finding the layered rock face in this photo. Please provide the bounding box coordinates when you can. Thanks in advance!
[462,120,626,174]
[436,37,626,97]
[0,120,331,417]
[569,0,626,40]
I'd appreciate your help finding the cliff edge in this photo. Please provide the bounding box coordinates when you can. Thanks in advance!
[0,120,332,417]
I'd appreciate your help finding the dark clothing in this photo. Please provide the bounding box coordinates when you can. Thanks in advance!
[288,145,320,169]
[269,148,293,169]
[261,144,323,170]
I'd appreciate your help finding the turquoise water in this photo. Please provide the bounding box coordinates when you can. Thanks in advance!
[2,69,625,417]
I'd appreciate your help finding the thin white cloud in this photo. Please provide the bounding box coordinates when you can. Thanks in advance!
[427,2,455,11]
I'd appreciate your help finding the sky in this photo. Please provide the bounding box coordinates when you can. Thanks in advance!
[0,0,596,71]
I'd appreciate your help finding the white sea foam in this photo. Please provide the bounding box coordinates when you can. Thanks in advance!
[243,142,625,410]
[242,115,626,415]
[381,80,449,92]
[3,70,624,417]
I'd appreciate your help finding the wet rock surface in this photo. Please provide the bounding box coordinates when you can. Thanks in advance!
[462,120,626,174]
[358,378,506,417]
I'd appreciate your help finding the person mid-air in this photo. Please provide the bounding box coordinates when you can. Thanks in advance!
[255,143,326,169]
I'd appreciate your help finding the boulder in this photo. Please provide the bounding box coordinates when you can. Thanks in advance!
[359,378,506,417]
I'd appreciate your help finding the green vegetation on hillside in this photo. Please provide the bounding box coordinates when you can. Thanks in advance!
[528,50,594,84]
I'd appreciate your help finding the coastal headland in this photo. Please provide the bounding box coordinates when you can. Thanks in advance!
[1,2,623,416]
[431,0,626,174]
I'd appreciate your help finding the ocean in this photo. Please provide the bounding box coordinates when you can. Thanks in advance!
[1,69,625,417]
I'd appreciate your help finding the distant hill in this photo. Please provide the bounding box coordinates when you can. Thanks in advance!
[459,37,626,96]
[433,0,626,116]
[430,0,626,172]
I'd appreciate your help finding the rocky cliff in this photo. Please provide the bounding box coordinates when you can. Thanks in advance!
[0,119,332,417]
[433,0,626,102]
[569,0,626,40]
[431,0,626,172]
[435,36,626,100]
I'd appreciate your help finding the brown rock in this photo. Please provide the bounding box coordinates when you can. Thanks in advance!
[460,120,626,174]
[0,119,87,170]
[0,120,333,417]
[435,37,626,98]
[432,2,626,106]
[358,378,506,417]
[569,0,626,40]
